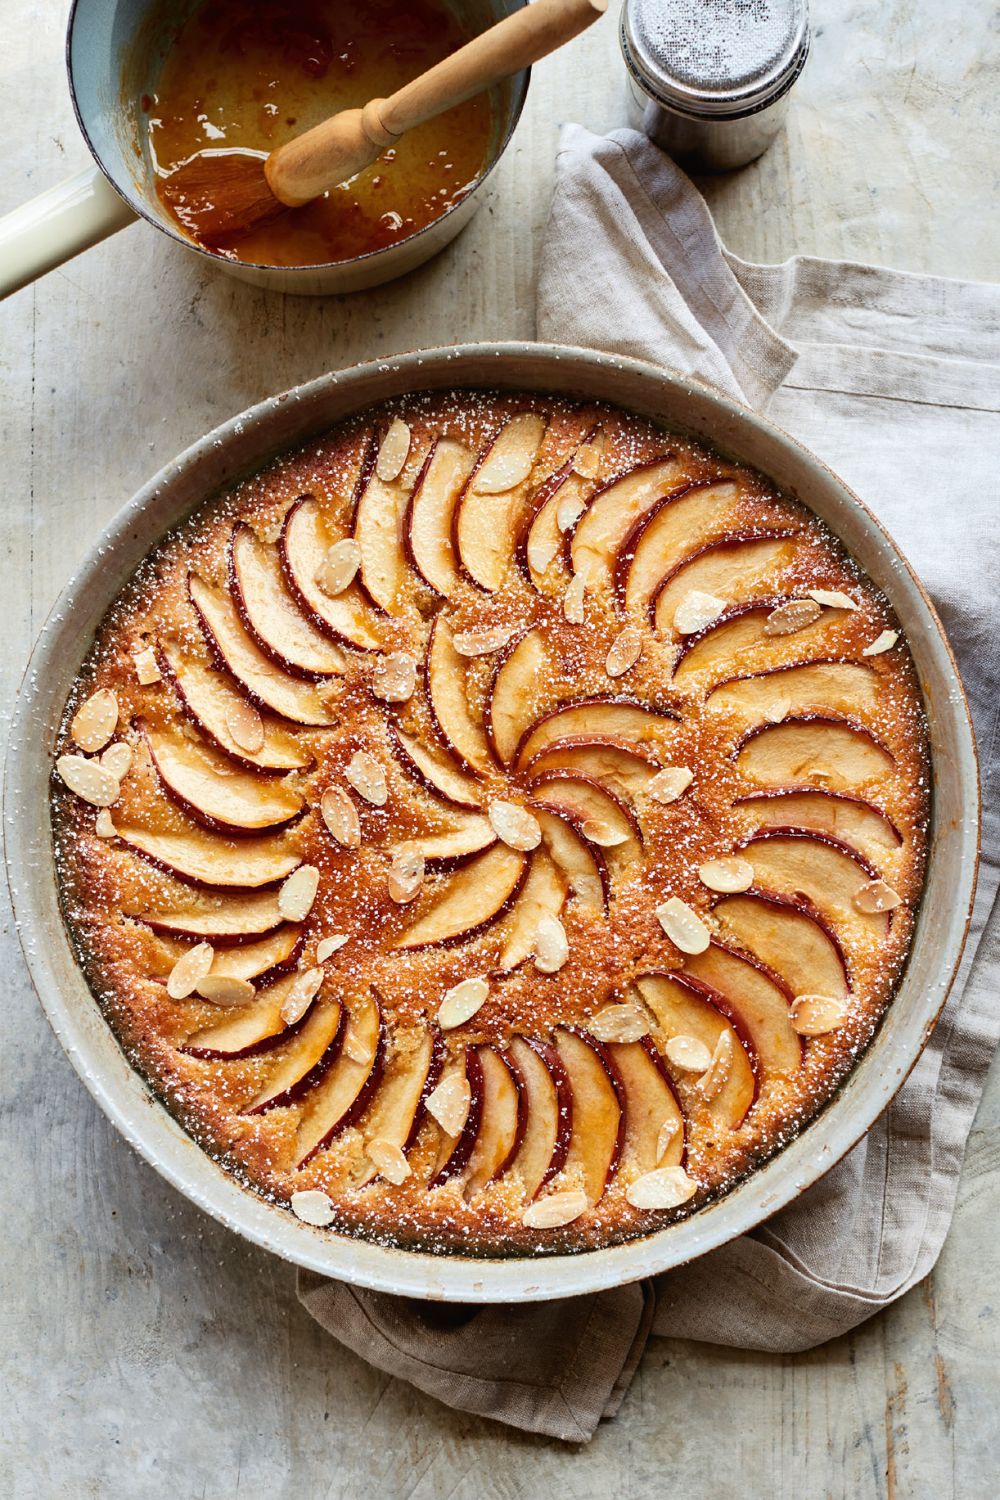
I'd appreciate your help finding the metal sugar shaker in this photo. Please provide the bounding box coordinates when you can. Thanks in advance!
[620,0,811,173]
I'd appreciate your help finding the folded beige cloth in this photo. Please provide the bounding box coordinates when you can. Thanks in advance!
[300,127,1000,1441]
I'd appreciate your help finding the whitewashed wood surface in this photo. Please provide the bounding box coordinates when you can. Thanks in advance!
[2,1,998,1495]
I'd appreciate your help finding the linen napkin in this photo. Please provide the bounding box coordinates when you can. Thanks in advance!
[299,126,1000,1440]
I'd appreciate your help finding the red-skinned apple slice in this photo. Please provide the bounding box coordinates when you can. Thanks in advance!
[464,1048,525,1197]
[507,1037,572,1198]
[388,722,484,810]
[608,1037,685,1173]
[735,716,894,791]
[650,529,797,630]
[229,523,346,679]
[454,413,547,592]
[515,697,678,769]
[405,815,496,868]
[429,1049,485,1187]
[159,643,310,774]
[405,437,476,597]
[569,456,682,590]
[555,1027,625,1203]
[245,998,344,1115]
[425,615,496,776]
[522,739,658,799]
[353,1028,437,1187]
[615,479,742,616]
[516,459,591,591]
[394,842,527,949]
[734,788,903,854]
[535,807,609,912]
[153,924,303,986]
[634,971,757,1128]
[353,454,414,615]
[142,723,303,836]
[280,496,383,651]
[739,828,891,939]
[136,889,287,945]
[530,773,642,869]
[681,943,802,1076]
[672,598,828,683]
[499,847,568,971]
[118,823,300,889]
[706,660,880,722]
[713,889,851,1000]
[294,990,384,1164]
[182,970,314,1060]
[487,627,550,765]
[188,574,334,727]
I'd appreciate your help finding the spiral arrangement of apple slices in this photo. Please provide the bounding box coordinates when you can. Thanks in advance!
[55,400,926,1240]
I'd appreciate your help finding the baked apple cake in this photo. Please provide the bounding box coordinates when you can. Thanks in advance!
[52,390,929,1254]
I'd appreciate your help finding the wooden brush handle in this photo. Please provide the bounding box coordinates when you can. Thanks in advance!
[267,0,606,206]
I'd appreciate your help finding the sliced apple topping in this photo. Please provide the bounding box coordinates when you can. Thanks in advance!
[608,1039,684,1173]
[487,627,549,764]
[143,724,303,835]
[183,972,314,1059]
[651,532,797,633]
[355,454,414,614]
[345,750,387,806]
[159,644,309,773]
[138,889,287,943]
[278,864,319,921]
[616,479,741,615]
[387,847,425,904]
[353,1029,436,1186]
[411,816,495,866]
[388,724,483,810]
[530,776,641,868]
[742,831,892,938]
[188,575,334,727]
[736,717,894,791]
[707,661,880,723]
[246,997,344,1115]
[555,1028,625,1204]
[430,1051,485,1186]
[290,1189,335,1226]
[522,1189,589,1229]
[455,414,547,591]
[535,807,608,912]
[294,990,383,1164]
[863,629,899,657]
[465,1048,523,1198]
[713,891,850,1002]
[673,598,830,685]
[656,896,711,955]
[437,976,490,1030]
[515,698,678,769]
[406,437,476,597]
[489,799,542,851]
[159,924,303,987]
[587,1002,650,1043]
[571,457,683,591]
[499,849,567,972]
[699,857,754,893]
[790,994,849,1036]
[519,460,591,589]
[475,413,547,495]
[71,688,119,752]
[526,740,658,799]
[320,786,361,848]
[635,972,757,1129]
[507,1037,571,1198]
[734,788,902,855]
[605,625,643,679]
[281,497,382,651]
[167,941,214,1000]
[426,615,496,776]
[533,914,569,974]
[683,943,802,1076]
[764,599,823,636]
[394,842,526,949]
[119,825,300,889]
[229,524,346,678]
[56,755,120,808]
[626,1165,697,1211]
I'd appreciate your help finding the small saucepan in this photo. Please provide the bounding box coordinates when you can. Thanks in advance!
[0,0,528,299]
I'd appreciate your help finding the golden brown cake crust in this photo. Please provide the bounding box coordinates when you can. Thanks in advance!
[52,390,929,1256]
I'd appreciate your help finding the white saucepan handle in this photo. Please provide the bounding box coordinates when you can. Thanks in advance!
[0,165,137,301]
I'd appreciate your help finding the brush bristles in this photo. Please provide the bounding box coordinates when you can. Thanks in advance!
[159,151,284,244]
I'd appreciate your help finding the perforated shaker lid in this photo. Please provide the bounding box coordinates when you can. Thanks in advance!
[621,0,810,119]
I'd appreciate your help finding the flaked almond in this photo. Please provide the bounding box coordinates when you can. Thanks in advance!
[134,647,162,685]
[321,785,361,848]
[372,651,416,704]
[522,1189,589,1229]
[572,440,602,478]
[580,817,628,848]
[346,750,387,807]
[588,1002,650,1043]
[790,993,848,1036]
[316,934,349,962]
[562,572,586,624]
[367,1138,411,1185]
[166,941,214,1000]
[556,494,586,533]
[656,1117,681,1161]
[764,598,823,637]
[656,896,711,955]
[316,538,361,597]
[425,1071,472,1137]
[626,1165,698,1210]
[196,974,256,1007]
[437,977,490,1030]
[280,966,324,1025]
[375,417,411,482]
[807,588,857,611]
[226,699,265,754]
[100,741,133,780]
[853,878,902,913]
[343,1031,370,1065]
[863,629,899,657]
[664,1034,713,1072]
[673,590,725,635]
[452,625,516,657]
[647,766,693,804]
[533,914,569,974]
[765,697,792,724]
[56,754,120,808]
[278,864,320,922]
[526,532,560,575]
[94,809,117,839]
[475,415,544,494]
[698,856,754,893]
[388,847,425,904]
[698,1031,734,1100]
[290,1189,335,1227]
[71,688,119,752]
[489,799,541,851]
[606,625,643,679]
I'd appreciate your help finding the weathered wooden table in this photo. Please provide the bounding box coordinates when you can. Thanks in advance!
[3,2,998,1494]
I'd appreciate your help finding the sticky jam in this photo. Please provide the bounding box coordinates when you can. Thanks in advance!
[146,0,495,266]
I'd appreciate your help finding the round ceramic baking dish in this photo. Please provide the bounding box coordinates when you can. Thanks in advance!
[5,344,979,1303]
